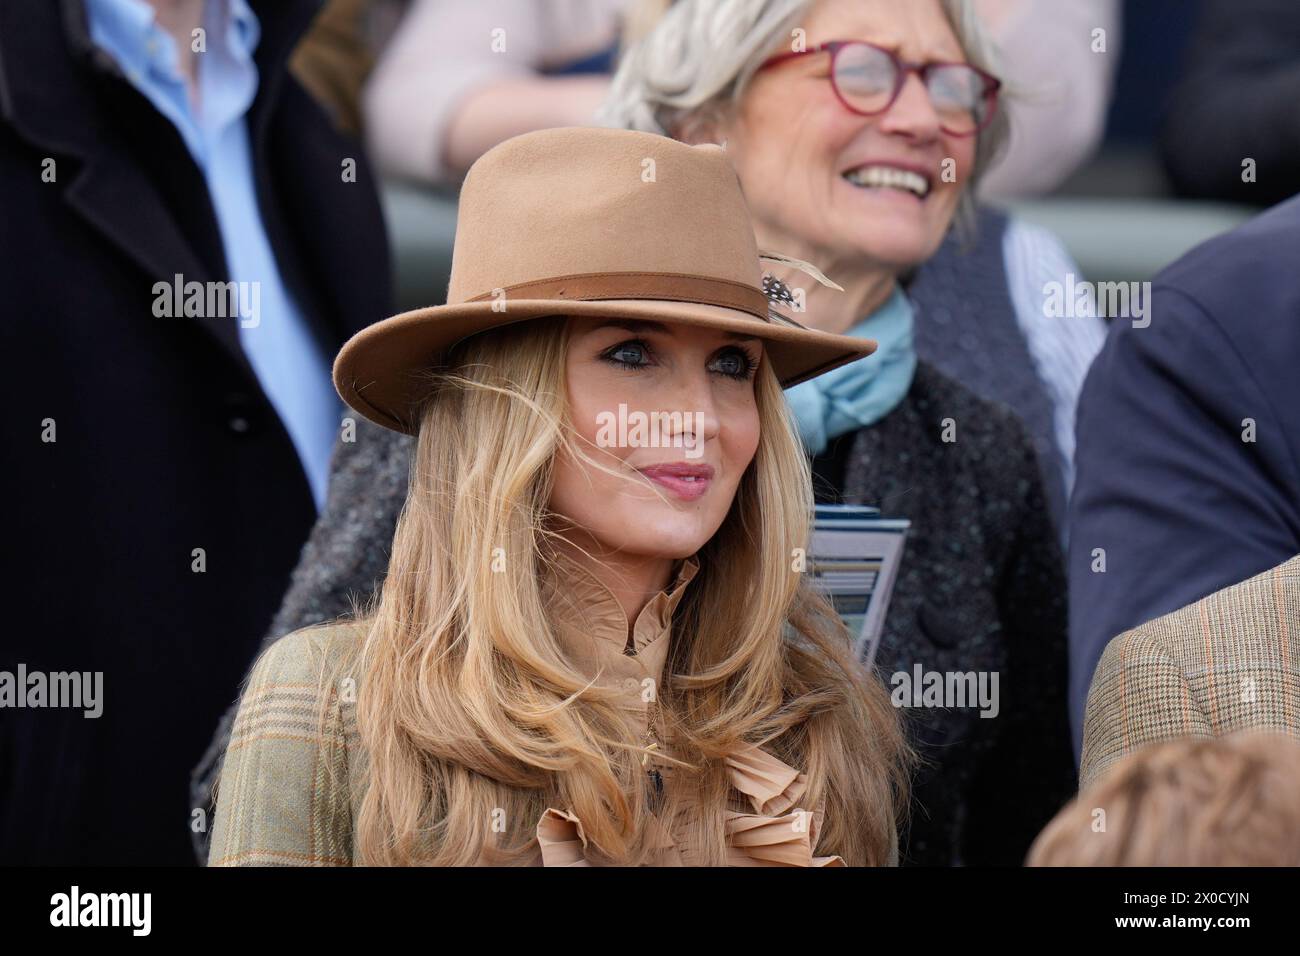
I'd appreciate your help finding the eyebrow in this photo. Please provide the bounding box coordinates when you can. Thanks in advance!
[589,319,761,345]
[827,34,966,64]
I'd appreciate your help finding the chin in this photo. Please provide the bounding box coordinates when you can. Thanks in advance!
[637,531,711,560]
[848,232,939,271]
[624,513,717,559]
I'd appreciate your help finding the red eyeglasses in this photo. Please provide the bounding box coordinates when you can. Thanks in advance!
[759,40,1002,137]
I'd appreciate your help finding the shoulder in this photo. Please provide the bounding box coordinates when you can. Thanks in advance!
[1113,556,1300,678]
[228,619,368,755]
[904,363,1042,487]
[907,362,1032,440]
[1001,216,1076,272]
[874,366,1054,571]
[1080,621,1193,788]
[1111,197,1300,389]
[1156,195,1300,306]
[1000,218,1101,348]
[227,619,368,758]
[1081,556,1300,786]
[246,619,369,691]
[211,620,367,867]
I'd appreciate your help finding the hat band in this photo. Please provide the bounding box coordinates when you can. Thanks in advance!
[463,271,772,321]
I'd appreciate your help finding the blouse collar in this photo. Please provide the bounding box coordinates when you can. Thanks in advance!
[539,549,700,726]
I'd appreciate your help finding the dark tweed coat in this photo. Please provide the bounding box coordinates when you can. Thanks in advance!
[812,362,1075,864]
[192,361,1075,865]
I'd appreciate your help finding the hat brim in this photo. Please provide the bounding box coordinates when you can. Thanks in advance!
[334,298,878,434]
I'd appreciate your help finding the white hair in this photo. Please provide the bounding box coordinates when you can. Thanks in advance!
[599,0,1012,231]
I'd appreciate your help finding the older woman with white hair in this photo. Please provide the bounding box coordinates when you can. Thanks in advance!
[601,0,1105,526]
[599,0,1078,865]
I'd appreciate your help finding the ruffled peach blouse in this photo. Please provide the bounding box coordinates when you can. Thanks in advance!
[534,549,846,867]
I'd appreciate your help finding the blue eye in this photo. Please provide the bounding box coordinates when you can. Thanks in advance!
[602,339,651,370]
[711,347,760,381]
[600,339,758,380]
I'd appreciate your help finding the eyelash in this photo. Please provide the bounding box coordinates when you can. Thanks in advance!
[602,338,760,381]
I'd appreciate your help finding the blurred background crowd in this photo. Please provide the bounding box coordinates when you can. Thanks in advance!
[3,0,1300,867]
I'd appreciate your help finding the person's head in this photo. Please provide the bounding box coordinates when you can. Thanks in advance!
[602,0,1009,275]
[550,314,764,567]
[343,314,910,865]
[1027,733,1300,866]
[393,309,787,599]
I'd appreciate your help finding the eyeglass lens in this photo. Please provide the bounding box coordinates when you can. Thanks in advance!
[834,43,989,134]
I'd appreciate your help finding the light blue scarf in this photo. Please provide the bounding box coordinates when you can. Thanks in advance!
[784,286,917,456]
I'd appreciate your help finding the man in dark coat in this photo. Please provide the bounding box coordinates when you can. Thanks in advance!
[0,0,391,864]
[1068,195,1300,755]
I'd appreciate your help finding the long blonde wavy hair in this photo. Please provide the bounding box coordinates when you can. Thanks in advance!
[340,314,912,865]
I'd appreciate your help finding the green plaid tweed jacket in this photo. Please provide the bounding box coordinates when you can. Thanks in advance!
[1080,555,1300,790]
[208,621,366,866]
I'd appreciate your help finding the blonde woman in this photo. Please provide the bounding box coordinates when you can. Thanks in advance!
[207,126,911,866]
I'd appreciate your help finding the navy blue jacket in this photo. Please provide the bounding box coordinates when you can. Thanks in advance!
[1067,195,1300,752]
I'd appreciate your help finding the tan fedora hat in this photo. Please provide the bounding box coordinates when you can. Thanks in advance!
[334,126,877,434]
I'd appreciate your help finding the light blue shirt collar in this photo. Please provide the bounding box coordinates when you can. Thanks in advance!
[85,0,260,142]
[86,0,260,72]
[83,0,159,75]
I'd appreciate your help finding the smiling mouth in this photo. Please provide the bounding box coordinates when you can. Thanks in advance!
[842,164,932,199]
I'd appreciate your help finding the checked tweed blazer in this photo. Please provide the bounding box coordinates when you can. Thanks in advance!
[1080,555,1300,789]
[208,622,364,866]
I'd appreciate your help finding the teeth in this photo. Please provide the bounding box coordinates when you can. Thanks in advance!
[844,165,930,197]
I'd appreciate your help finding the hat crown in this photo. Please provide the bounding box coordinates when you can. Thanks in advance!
[446,128,764,305]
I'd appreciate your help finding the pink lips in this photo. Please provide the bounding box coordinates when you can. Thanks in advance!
[637,462,715,501]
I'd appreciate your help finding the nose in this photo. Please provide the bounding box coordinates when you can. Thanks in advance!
[667,366,721,451]
[876,70,943,142]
